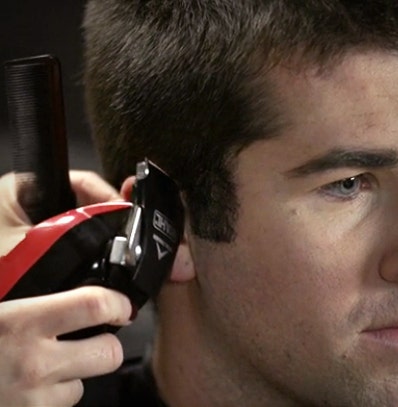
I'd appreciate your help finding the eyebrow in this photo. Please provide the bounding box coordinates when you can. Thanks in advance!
[286,148,398,177]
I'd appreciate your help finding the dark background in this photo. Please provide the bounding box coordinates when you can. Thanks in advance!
[0,0,100,174]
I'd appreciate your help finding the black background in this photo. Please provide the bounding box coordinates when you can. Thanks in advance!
[0,1,100,174]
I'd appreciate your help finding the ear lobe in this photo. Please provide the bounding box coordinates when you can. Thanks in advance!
[120,176,136,201]
[169,235,196,282]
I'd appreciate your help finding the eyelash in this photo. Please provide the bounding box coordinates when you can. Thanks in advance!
[318,173,375,201]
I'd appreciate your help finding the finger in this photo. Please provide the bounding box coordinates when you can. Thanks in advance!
[43,286,132,337]
[120,176,136,200]
[69,170,121,205]
[51,380,84,407]
[23,380,84,407]
[0,172,34,255]
[55,333,124,381]
[0,223,30,256]
[1,286,132,337]
[0,172,31,225]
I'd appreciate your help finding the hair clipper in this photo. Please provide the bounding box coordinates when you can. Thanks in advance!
[0,55,184,336]
[0,159,184,304]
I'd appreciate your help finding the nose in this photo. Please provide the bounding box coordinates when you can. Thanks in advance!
[377,188,398,283]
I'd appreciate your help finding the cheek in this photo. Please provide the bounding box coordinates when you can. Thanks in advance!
[195,192,381,380]
[233,203,371,342]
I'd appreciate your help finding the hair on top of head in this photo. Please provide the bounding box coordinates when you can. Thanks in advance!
[83,0,398,242]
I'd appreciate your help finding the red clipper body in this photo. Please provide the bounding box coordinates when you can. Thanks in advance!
[0,201,132,302]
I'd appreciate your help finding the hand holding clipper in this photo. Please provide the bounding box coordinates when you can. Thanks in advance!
[1,54,184,327]
[0,159,184,313]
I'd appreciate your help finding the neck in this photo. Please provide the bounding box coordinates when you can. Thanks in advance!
[151,281,299,407]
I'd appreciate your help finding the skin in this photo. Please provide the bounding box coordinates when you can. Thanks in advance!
[0,171,132,406]
[153,50,398,406]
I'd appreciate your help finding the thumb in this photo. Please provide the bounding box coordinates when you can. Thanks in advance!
[0,172,31,256]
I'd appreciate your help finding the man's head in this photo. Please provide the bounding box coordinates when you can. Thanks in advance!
[83,0,398,242]
[83,2,398,406]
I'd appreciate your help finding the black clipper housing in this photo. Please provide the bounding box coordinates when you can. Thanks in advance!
[107,159,184,307]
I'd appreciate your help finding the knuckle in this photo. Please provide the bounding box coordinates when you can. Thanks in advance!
[69,380,85,406]
[0,316,12,336]
[81,288,111,323]
[84,170,100,185]
[82,171,101,188]
[0,304,24,336]
[86,170,100,180]
[17,354,48,389]
[20,390,49,407]
[103,334,124,369]
[71,170,96,192]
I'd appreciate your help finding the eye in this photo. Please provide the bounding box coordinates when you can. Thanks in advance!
[319,174,373,201]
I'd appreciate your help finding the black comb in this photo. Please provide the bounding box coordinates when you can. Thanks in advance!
[4,55,76,224]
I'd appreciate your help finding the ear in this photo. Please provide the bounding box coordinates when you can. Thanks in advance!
[169,232,196,283]
[121,176,195,282]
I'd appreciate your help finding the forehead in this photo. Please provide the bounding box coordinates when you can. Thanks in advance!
[235,51,398,180]
[268,51,398,149]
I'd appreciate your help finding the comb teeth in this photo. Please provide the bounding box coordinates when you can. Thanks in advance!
[5,55,75,224]
[6,59,56,173]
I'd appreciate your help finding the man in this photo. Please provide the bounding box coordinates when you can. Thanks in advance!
[2,1,398,406]
[82,1,398,406]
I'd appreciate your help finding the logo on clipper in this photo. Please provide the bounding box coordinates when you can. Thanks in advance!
[153,210,177,242]
[153,210,177,260]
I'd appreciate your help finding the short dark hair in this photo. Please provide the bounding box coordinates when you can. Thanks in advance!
[83,0,398,241]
